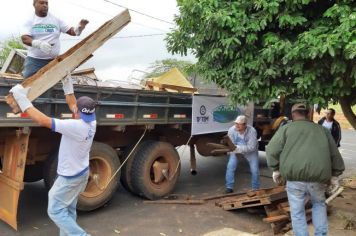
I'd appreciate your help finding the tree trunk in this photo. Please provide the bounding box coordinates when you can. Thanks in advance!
[339,96,356,130]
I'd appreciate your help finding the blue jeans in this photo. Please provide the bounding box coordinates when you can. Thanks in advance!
[48,171,90,236]
[225,151,260,190]
[22,56,52,79]
[287,181,328,236]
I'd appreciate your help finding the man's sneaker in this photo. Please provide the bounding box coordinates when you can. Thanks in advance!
[225,188,233,194]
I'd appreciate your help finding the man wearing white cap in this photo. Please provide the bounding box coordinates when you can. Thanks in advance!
[225,115,260,193]
[9,80,95,236]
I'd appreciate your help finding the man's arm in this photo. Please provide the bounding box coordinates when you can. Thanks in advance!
[66,19,89,36]
[266,128,286,171]
[9,85,52,129]
[21,35,33,47]
[334,121,342,147]
[325,129,345,176]
[235,127,258,154]
[26,107,52,129]
[21,34,52,54]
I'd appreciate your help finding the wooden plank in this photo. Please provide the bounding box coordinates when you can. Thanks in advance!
[203,191,247,201]
[0,73,23,80]
[268,191,287,202]
[263,214,289,223]
[143,199,205,205]
[6,10,131,113]
[0,129,30,230]
[220,197,271,210]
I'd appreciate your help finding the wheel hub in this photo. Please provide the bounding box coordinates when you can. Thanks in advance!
[152,161,169,183]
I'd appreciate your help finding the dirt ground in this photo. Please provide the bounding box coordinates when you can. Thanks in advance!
[0,130,355,236]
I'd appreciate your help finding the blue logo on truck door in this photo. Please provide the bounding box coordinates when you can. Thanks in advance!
[212,105,240,123]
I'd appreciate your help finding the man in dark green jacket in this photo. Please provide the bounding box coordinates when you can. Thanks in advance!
[266,103,345,236]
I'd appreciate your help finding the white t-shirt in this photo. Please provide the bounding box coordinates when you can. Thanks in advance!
[22,13,71,59]
[52,118,96,177]
[322,120,333,131]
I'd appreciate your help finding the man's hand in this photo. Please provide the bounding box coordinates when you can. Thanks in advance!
[329,176,340,194]
[9,84,33,112]
[74,19,89,36]
[230,147,241,154]
[272,171,283,185]
[32,40,52,54]
[62,76,74,95]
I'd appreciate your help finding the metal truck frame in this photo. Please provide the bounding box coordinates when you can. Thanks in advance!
[0,76,232,229]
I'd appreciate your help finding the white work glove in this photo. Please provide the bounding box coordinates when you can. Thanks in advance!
[232,147,241,154]
[61,76,74,95]
[329,176,340,194]
[32,40,52,54]
[74,19,89,36]
[9,84,33,112]
[272,171,283,185]
[227,147,240,155]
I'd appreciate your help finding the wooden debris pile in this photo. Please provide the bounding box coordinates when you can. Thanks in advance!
[144,186,314,235]
[215,186,312,235]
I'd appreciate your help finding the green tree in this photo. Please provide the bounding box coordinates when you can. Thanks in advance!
[166,0,356,128]
[145,58,195,78]
[0,36,25,67]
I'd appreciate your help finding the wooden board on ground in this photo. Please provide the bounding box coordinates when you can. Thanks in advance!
[215,186,286,210]
[6,10,131,113]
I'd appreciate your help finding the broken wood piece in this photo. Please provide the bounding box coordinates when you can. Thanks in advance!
[6,10,131,113]
[210,148,230,155]
[206,142,229,149]
[216,186,287,210]
[0,73,23,80]
[143,199,205,205]
[202,191,247,201]
[325,187,344,205]
[263,214,289,223]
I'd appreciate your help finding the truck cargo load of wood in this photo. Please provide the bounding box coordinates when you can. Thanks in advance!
[6,9,131,113]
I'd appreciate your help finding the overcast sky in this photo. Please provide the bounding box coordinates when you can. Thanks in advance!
[0,0,194,81]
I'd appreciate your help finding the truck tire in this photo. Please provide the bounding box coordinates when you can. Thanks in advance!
[120,144,139,194]
[131,141,180,200]
[43,151,58,189]
[43,142,121,211]
[78,142,121,211]
[24,162,44,182]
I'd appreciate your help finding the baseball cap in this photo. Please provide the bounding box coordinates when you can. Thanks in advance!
[291,103,307,113]
[77,96,96,122]
[234,115,247,124]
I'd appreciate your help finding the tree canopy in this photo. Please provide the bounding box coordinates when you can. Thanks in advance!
[166,0,356,128]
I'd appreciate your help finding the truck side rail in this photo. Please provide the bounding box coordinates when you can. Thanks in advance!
[0,78,193,127]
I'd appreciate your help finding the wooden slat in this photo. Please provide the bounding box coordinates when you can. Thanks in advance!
[6,10,131,113]
[0,130,30,230]
[263,214,289,223]
[143,199,205,205]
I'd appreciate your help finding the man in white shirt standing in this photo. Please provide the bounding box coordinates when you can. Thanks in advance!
[22,0,88,78]
[9,79,96,236]
[21,0,88,113]
[318,108,341,147]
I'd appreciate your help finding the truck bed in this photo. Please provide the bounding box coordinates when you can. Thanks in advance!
[0,78,193,127]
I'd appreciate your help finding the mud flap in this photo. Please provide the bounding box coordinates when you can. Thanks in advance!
[0,128,30,230]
